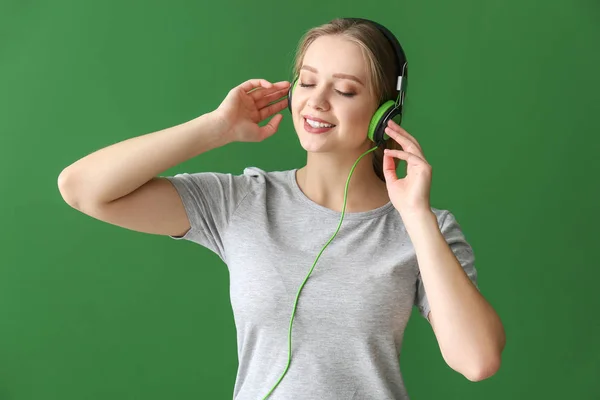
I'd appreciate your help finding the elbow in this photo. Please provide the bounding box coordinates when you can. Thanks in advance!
[57,167,81,209]
[463,355,502,382]
[441,341,503,382]
[450,322,506,382]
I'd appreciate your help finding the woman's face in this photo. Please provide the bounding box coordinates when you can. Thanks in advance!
[292,35,378,154]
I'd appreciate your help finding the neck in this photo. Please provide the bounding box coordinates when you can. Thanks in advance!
[295,149,390,213]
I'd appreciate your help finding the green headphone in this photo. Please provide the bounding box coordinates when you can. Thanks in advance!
[287,17,408,147]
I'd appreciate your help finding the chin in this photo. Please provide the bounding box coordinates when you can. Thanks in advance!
[294,125,330,152]
[297,137,332,153]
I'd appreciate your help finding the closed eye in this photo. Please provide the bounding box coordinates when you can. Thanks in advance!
[298,83,355,98]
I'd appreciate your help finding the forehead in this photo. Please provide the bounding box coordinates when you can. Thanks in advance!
[302,35,367,78]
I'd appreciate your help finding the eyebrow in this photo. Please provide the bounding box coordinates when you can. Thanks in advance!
[300,65,364,86]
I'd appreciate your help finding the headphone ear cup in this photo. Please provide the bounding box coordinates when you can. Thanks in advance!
[368,101,404,146]
[288,77,298,114]
[368,100,395,145]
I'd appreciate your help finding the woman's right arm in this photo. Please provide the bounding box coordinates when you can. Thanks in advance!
[57,112,230,237]
[57,78,290,237]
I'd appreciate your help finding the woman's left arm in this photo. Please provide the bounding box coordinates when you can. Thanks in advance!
[381,119,505,382]
[404,210,505,382]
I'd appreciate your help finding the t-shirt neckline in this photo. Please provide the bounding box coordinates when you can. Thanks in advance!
[287,169,396,220]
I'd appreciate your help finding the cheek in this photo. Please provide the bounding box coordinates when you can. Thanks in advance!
[342,105,374,128]
[292,95,306,119]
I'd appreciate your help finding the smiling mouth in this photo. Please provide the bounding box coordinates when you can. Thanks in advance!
[303,117,336,133]
[304,117,336,128]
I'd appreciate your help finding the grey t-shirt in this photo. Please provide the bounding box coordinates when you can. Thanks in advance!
[165,167,478,400]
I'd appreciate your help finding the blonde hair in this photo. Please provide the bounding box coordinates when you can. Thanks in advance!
[291,18,404,181]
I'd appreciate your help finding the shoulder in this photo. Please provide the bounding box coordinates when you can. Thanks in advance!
[168,166,291,191]
[430,207,453,226]
[238,166,296,193]
[429,207,467,235]
[241,166,292,182]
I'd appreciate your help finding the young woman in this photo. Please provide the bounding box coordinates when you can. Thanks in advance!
[58,18,504,400]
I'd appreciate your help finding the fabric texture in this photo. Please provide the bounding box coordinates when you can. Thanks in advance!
[165,167,478,400]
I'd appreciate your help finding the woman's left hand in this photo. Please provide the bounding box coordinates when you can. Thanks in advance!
[382,119,433,217]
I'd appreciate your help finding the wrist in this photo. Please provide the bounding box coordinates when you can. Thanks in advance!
[206,110,235,144]
[179,112,233,157]
[401,208,437,231]
[194,111,235,146]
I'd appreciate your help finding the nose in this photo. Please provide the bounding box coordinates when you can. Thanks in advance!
[307,86,330,111]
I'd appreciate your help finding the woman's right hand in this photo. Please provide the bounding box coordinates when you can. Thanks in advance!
[214,78,291,143]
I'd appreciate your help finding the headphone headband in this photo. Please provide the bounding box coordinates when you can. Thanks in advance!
[344,18,408,106]
[286,18,408,147]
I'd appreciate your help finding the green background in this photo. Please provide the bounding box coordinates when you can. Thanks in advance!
[1,0,599,399]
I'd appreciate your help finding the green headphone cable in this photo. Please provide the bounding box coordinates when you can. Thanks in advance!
[260,145,379,400]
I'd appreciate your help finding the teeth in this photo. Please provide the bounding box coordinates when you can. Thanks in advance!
[306,118,334,128]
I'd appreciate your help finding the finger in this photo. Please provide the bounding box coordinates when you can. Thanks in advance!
[249,86,283,100]
[273,80,291,88]
[384,148,419,162]
[385,126,425,158]
[253,80,290,91]
[387,120,422,152]
[384,148,428,164]
[255,88,290,109]
[259,98,289,120]
[259,94,288,111]
[382,151,399,184]
[239,79,273,93]
[386,124,422,153]
[247,80,290,97]
[259,113,283,139]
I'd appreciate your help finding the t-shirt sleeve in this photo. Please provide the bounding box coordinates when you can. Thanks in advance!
[164,171,254,261]
[414,210,479,320]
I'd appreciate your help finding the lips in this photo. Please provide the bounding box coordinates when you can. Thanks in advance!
[302,115,336,126]
[303,117,336,134]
